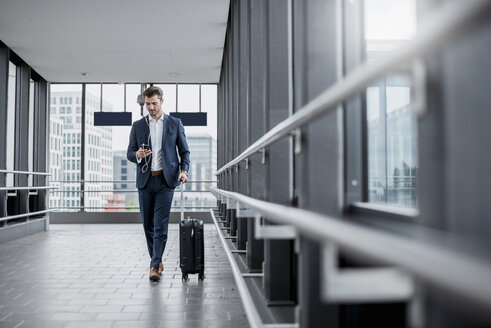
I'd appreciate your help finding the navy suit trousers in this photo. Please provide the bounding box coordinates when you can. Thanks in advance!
[138,175,175,269]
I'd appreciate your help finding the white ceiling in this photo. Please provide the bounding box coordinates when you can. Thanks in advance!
[0,0,229,83]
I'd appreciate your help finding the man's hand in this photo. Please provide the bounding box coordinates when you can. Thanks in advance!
[136,147,152,159]
[178,171,188,183]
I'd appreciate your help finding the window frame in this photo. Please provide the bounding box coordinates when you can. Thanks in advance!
[343,0,419,221]
[48,82,218,212]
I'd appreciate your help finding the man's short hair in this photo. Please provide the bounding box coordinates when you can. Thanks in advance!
[143,86,163,99]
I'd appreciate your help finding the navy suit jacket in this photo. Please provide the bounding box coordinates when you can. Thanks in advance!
[127,114,190,189]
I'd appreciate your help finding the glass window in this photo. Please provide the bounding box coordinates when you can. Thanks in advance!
[179,84,218,193]
[28,79,35,185]
[6,62,16,186]
[102,84,124,111]
[49,84,82,211]
[199,84,217,140]
[85,84,115,212]
[364,0,418,208]
[125,84,145,121]
[47,82,217,212]
[154,84,177,113]
[177,84,199,112]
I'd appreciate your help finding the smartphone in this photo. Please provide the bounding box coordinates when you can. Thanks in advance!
[141,143,150,150]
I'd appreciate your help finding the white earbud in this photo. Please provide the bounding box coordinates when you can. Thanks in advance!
[141,115,151,174]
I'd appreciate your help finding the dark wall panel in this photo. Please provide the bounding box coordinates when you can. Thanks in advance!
[292,0,341,326]
[0,46,8,217]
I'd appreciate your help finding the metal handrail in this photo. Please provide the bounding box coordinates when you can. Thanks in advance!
[209,209,298,328]
[211,187,491,311]
[0,186,58,191]
[215,0,491,175]
[351,202,418,218]
[48,189,213,193]
[47,179,216,211]
[0,209,54,223]
[0,170,51,176]
[49,180,217,183]
[51,206,216,210]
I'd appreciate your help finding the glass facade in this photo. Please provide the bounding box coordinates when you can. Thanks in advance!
[49,84,82,210]
[48,83,217,212]
[28,79,35,186]
[84,84,113,211]
[6,62,16,186]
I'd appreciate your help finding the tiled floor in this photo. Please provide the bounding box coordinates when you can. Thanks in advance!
[0,223,249,328]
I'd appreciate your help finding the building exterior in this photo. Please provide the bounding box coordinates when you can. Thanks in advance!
[48,116,63,209]
[112,150,138,210]
[175,134,217,209]
[367,100,418,207]
[186,134,217,189]
[49,91,113,210]
[111,135,217,211]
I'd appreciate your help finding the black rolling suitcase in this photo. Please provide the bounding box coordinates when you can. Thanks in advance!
[179,184,205,281]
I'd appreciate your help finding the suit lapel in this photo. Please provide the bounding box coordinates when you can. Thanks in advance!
[162,114,168,148]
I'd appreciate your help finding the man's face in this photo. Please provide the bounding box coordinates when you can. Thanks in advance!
[145,95,163,117]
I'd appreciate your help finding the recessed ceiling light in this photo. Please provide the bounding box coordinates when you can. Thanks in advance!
[169,73,180,77]
[80,72,90,76]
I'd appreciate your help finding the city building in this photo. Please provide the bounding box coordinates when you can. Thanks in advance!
[48,116,63,209]
[112,150,138,210]
[49,91,113,210]
[178,134,217,209]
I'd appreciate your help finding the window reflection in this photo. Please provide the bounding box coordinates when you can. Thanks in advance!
[6,62,16,186]
[365,0,418,208]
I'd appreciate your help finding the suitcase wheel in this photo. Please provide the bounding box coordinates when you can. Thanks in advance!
[182,273,189,282]
[198,272,205,281]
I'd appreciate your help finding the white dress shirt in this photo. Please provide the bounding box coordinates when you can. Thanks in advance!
[138,114,164,171]
[149,114,164,171]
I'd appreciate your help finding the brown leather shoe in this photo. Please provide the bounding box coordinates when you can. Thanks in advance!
[149,267,160,282]
[158,262,164,275]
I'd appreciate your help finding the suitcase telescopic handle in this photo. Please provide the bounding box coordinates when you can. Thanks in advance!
[180,182,184,222]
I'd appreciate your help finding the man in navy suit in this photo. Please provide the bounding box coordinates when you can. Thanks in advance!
[127,86,190,282]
